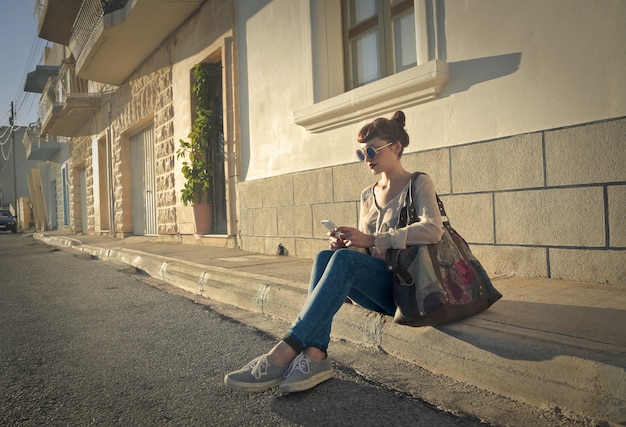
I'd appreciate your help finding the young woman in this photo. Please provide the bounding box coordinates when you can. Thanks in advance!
[224,111,443,393]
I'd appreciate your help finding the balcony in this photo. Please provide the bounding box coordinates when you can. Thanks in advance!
[35,0,83,45]
[39,62,104,137]
[22,125,64,162]
[24,65,60,94]
[69,0,204,85]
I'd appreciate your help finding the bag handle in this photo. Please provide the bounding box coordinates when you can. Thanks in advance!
[400,172,450,228]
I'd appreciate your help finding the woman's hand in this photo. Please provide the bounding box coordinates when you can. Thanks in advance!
[333,227,375,249]
[328,229,347,250]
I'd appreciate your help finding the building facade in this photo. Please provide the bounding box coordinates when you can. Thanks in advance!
[28,0,625,285]
[0,126,28,210]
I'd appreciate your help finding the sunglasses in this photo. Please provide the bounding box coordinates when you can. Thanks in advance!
[356,142,394,161]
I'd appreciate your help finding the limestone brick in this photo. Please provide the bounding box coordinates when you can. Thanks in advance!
[293,169,334,204]
[495,187,605,247]
[156,104,174,123]
[402,149,451,194]
[311,201,358,238]
[238,206,254,236]
[295,237,329,259]
[441,193,494,244]
[264,237,295,256]
[451,133,544,193]
[471,245,548,278]
[240,235,265,254]
[545,118,626,186]
[276,204,313,238]
[158,189,177,207]
[158,206,176,223]
[549,248,626,285]
[608,185,626,247]
[262,176,294,207]
[238,180,264,209]
[159,223,178,235]
[253,207,277,236]
[331,162,376,203]
[156,122,174,142]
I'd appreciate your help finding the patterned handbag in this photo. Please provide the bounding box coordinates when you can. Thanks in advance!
[386,173,502,326]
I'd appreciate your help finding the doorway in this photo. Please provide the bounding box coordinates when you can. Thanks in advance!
[97,136,111,231]
[79,167,87,233]
[130,124,157,236]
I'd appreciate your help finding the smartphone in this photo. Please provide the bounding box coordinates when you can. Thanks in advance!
[321,219,337,231]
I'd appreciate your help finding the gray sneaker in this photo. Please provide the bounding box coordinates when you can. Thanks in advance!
[224,354,289,392]
[279,353,334,393]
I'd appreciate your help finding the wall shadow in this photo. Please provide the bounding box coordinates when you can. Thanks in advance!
[437,300,626,369]
[235,0,272,180]
[440,52,522,97]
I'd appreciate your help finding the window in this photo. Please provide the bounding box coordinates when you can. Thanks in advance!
[295,0,448,133]
[344,0,417,89]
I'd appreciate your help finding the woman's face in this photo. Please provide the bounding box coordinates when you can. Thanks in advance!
[357,137,397,174]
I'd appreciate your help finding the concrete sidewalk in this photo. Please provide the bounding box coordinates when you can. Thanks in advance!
[32,231,625,426]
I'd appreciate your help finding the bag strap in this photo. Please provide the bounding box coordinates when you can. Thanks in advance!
[399,172,450,227]
[397,172,421,228]
[387,172,451,273]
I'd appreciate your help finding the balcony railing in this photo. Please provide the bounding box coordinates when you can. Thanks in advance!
[69,0,129,62]
[39,61,107,137]
[22,124,66,162]
[68,0,203,84]
[34,0,46,23]
[39,62,92,120]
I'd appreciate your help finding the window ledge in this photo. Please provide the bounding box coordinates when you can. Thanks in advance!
[294,60,448,133]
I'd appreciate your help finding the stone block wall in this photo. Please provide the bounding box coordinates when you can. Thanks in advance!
[70,135,92,233]
[238,117,626,285]
[49,162,68,231]
[109,48,176,236]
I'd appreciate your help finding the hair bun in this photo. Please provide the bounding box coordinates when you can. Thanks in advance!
[391,111,406,127]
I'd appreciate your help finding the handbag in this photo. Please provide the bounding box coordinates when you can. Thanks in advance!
[386,172,502,327]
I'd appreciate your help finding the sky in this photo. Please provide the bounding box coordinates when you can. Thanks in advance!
[0,0,46,128]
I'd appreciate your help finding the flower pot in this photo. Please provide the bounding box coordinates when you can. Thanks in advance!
[192,203,213,235]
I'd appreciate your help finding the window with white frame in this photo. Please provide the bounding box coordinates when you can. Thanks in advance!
[295,0,448,133]
[343,0,417,89]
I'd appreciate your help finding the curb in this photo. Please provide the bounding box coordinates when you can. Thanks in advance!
[33,232,625,425]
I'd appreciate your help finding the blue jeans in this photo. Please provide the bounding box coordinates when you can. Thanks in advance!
[283,249,396,353]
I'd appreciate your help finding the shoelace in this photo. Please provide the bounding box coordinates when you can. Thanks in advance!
[284,353,309,378]
[249,355,271,380]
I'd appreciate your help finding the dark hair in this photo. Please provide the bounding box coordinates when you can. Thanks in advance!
[357,111,409,156]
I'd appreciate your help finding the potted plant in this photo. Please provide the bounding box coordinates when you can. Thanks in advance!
[177,62,221,234]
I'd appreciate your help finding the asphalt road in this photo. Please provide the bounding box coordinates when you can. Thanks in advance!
[0,234,489,426]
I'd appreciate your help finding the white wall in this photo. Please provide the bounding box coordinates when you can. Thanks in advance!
[237,0,626,180]
[236,0,312,180]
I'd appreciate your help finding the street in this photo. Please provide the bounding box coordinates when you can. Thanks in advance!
[0,234,488,426]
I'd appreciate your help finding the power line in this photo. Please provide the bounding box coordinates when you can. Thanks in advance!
[1,5,46,128]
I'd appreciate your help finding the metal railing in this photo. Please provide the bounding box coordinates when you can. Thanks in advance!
[21,124,40,153]
[38,62,107,120]
[34,0,46,24]
[70,0,104,62]
[69,0,129,63]
[22,122,68,159]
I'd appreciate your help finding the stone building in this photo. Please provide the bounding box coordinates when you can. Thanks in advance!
[28,0,625,285]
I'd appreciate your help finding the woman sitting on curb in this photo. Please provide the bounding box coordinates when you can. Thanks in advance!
[224,111,443,393]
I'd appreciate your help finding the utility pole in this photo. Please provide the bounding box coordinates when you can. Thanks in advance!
[10,102,17,210]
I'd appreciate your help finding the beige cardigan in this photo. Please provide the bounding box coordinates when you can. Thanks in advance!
[360,173,444,260]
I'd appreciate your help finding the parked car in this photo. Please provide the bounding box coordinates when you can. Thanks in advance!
[0,209,17,233]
